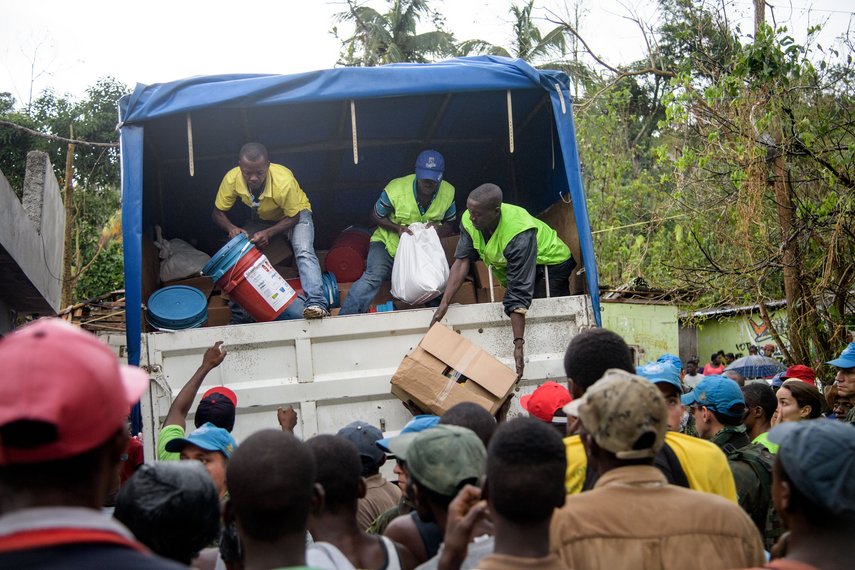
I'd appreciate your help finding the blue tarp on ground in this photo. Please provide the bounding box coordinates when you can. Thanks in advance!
[119,56,602,372]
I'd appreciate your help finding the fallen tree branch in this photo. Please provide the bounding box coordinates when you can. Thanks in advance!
[0,120,118,148]
[546,11,674,111]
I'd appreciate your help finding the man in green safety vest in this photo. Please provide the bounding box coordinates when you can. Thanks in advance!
[431,183,575,378]
[340,150,457,315]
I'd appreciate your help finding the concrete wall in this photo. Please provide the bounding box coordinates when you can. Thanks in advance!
[601,301,681,365]
[0,298,14,334]
[696,308,789,363]
[0,152,65,322]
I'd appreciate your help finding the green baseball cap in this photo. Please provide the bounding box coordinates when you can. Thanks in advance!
[388,424,486,496]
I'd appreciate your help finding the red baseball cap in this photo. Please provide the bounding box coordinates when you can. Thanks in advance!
[520,381,572,422]
[782,364,817,386]
[201,386,237,407]
[0,319,149,464]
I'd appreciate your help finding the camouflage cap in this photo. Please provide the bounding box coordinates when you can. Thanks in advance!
[564,369,668,459]
[389,424,486,496]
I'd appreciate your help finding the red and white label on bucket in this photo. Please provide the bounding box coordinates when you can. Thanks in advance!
[244,256,296,312]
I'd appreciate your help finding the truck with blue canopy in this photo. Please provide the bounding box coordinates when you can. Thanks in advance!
[118,56,601,454]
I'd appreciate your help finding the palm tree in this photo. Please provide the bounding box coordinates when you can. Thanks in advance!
[333,0,457,66]
[456,0,566,63]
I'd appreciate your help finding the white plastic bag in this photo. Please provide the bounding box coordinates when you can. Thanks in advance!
[391,223,449,305]
[154,225,212,282]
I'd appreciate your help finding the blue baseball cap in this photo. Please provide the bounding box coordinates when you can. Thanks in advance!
[637,361,683,393]
[827,342,855,369]
[769,420,855,519]
[415,150,445,183]
[681,376,745,417]
[770,372,786,389]
[165,422,237,458]
[376,414,440,453]
[656,353,683,372]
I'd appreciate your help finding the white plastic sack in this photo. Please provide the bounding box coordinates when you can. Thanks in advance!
[391,223,449,305]
[154,225,212,282]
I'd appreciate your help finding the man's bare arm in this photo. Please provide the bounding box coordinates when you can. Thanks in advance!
[250,215,298,247]
[371,210,413,236]
[212,209,246,239]
[162,341,227,429]
[431,257,471,326]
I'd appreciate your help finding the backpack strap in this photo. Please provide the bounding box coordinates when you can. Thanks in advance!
[583,443,690,490]
[0,528,148,555]
[655,442,690,488]
[581,463,599,491]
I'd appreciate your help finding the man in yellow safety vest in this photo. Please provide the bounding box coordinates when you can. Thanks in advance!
[432,183,575,378]
[340,150,457,315]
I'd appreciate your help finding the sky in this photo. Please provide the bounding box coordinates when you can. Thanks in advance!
[0,0,852,105]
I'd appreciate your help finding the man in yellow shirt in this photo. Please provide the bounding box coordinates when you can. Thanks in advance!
[212,142,328,319]
[561,329,737,502]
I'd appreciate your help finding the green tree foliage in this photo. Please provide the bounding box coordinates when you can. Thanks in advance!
[575,81,706,294]
[654,8,854,364]
[557,0,851,364]
[656,0,741,81]
[0,93,36,197]
[333,0,456,66]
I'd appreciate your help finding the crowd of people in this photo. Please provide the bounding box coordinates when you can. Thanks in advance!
[0,318,852,570]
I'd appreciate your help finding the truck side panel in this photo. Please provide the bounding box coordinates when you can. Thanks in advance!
[140,296,593,460]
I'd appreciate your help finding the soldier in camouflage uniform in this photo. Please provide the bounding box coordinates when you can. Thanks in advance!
[684,375,783,550]
[827,342,855,425]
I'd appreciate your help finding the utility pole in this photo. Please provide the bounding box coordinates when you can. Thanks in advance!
[753,0,808,364]
[753,0,765,37]
[61,126,75,310]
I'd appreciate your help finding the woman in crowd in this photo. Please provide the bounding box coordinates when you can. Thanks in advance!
[775,379,823,423]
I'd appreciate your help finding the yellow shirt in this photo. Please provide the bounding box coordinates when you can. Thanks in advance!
[214,163,311,221]
[564,431,738,503]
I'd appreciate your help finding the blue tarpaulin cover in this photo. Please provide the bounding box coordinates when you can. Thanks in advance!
[119,56,602,373]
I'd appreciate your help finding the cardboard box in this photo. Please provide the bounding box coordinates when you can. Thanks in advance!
[204,293,231,327]
[316,249,329,272]
[373,281,395,305]
[205,306,231,327]
[273,263,301,280]
[393,299,423,311]
[390,323,518,415]
[451,280,477,305]
[208,293,228,308]
[476,285,506,304]
[472,261,497,289]
[162,275,216,299]
[439,234,459,267]
[337,282,353,305]
[538,199,583,295]
[391,280,475,311]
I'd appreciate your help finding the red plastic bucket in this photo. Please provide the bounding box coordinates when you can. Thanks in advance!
[325,227,370,283]
[208,238,297,322]
[286,278,303,296]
